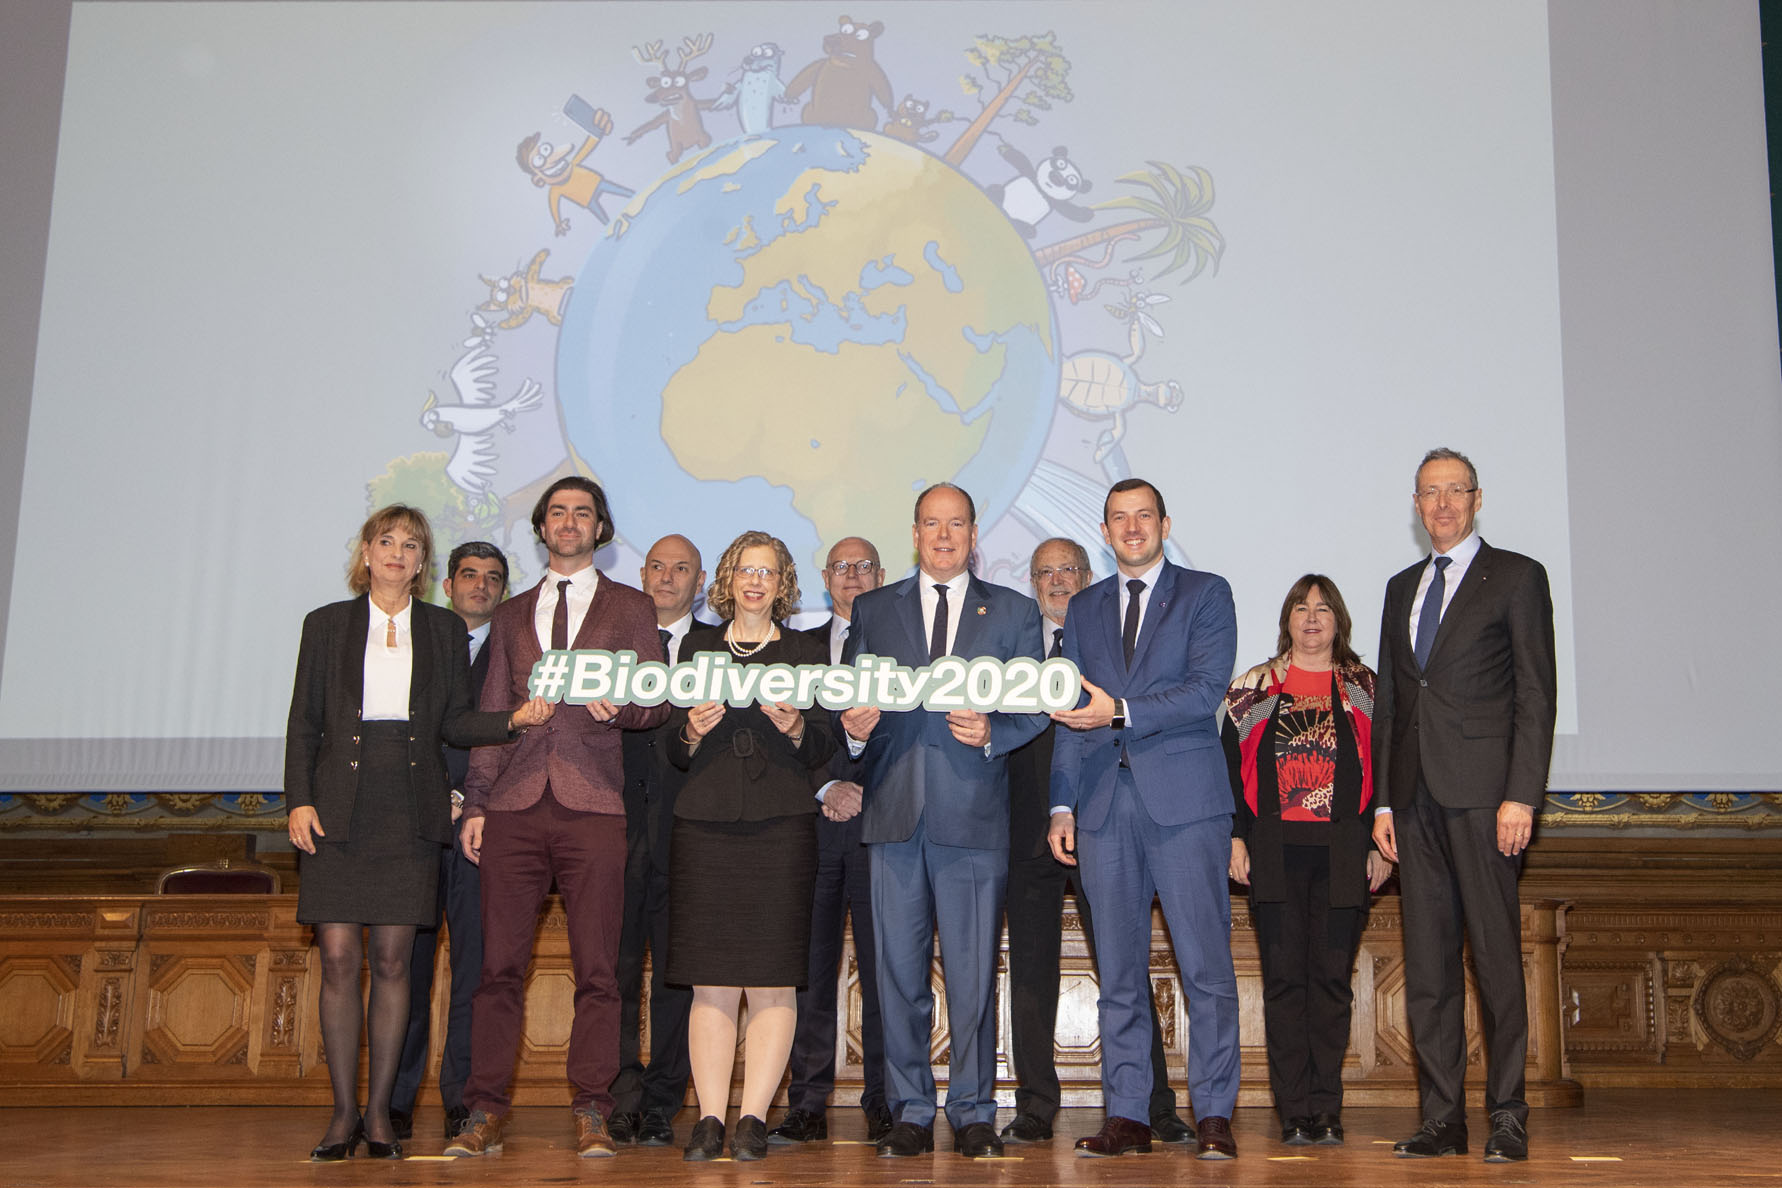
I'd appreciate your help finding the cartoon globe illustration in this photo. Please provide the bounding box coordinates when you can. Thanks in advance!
[556,126,1059,572]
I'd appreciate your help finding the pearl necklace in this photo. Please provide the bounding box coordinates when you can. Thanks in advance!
[725,623,774,658]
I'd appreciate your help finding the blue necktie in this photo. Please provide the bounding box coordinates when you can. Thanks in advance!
[1413,556,1452,671]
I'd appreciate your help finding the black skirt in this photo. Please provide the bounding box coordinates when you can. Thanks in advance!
[296,721,442,926]
[667,813,816,987]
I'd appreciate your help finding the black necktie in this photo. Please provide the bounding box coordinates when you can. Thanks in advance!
[1122,579,1144,668]
[1413,556,1452,671]
[551,579,571,650]
[658,627,672,660]
[930,584,949,661]
[1049,626,1064,659]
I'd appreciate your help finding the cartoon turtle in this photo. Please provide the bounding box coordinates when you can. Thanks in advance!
[1058,289,1183,463]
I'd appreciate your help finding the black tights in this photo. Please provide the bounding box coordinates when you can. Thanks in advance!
[314,923,416,1145]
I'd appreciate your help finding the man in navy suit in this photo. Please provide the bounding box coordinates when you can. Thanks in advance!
[1049,478,1241,1160]
[390,541,508,1142]
[771,536,893,1146]
[841,484,1046,1159]
[1371,448,1555,1164]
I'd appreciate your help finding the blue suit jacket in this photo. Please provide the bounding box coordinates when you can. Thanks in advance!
[843,572,1047,848]
[1050,561,1238,831]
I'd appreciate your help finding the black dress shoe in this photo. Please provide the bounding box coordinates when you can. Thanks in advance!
[877,1121,934,1157]
[1000,1112,1052,1143]
[1150,1111,1194,1143]
[309,1119,364,1162]
[1281,1116,1314,1145]
[731,1114,769,1161]
[768,1108,827,1144]
[1310,1112,1344,1144]
[388,1109,414,1141]
[1394,1118,1468,1157]
[608,1111,641,1144]
[365,1136,403,1160]
[863,1102,894,1144]
[637,1108,675,1146]
[443,1106,470,1141]
[1483,1112,1528,1162]
[954,1121,1004,1158]
[683,1115,725,1161]
[1196,1115,1237,1160]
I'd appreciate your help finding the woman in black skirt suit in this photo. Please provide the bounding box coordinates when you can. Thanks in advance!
[668,531,835,1162]
[285,504,552,1160]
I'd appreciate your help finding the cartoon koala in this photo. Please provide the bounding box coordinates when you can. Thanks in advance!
[986,143,1094,239]
[882,94,941,145]
[784,15,893,131]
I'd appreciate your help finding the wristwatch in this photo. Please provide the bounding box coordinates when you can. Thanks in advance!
[1110,699,1127,731]
[450,789,465,808]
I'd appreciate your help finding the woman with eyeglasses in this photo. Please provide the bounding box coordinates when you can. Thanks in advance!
[665,530,836,1162]
[1220,574,1392,1149]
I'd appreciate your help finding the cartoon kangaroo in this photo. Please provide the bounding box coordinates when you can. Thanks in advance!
[624,35,718,164]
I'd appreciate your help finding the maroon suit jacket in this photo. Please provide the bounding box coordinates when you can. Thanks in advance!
[463,571,670,818]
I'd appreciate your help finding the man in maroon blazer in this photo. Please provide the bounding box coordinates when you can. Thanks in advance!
[445,477,671,1160]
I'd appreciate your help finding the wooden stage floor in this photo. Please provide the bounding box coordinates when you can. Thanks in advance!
[8,1090,1778,1187]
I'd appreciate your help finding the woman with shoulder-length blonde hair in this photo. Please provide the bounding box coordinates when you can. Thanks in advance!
[1221,574,1392,1149]
[285,504,552,1161]
[665,530,835,1162]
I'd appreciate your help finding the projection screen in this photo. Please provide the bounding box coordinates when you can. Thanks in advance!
[0,1,1775,794]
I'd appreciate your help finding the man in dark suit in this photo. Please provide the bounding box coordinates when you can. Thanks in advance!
[1049,479,1241,1160]
[608,534,705,1146]
[1371,448,1555,1164]
[391,542,508,1142]
[446,477,671,1161]
[841,484,1046,1159]
[1001,538,1188,1145]
[770,536,892,1146]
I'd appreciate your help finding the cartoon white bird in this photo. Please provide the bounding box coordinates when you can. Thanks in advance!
[421,342,546,496]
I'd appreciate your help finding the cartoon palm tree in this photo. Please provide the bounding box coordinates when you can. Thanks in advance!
[1036,161,1225,284]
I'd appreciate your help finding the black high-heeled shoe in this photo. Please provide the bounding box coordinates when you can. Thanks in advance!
[365,1134,404,1160]
[310,1119,365,1162]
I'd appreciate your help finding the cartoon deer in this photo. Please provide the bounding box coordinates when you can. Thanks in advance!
[624,34,717,164]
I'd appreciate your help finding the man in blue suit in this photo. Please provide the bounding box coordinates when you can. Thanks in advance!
[1048,478,1241,1160]
[841,482,1046,1160]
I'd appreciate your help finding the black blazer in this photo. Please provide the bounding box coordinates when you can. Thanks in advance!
[1372,540,1557,812]
[284,596,513,844]
[803,617,866,794]
[667,624,836,821]
[444,636,494,793]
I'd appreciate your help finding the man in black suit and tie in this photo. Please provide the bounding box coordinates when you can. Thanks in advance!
[1371,448,1556,1164]
[770,536,893,1146]
[609,534,706,1146]
[1001,538,1188,1145]
[390,541,508,1141]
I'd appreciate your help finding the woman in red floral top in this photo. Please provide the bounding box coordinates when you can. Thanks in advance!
[1221,575,1393,1148]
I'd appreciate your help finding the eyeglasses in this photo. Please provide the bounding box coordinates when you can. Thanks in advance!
[1415,485,1477,504]
[735,566,780,580]
[827,560,879,577]
[1033,565,1085,581]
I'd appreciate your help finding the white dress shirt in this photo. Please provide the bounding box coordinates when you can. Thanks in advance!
[919,570,971,657]
[827,613,851,666]
[1406,530,1482,648]
[662,610,695,663]
[534,564,599,650]
[362,598,413,720]
[467,620,491,666]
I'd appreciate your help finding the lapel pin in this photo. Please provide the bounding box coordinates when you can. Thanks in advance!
[976,606,987,615]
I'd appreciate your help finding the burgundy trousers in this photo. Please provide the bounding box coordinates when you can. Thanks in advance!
[464,789,626,1117]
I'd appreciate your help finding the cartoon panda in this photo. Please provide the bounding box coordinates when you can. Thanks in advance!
[987,143,1094,239]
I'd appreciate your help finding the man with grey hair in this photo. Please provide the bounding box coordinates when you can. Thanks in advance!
[1372,447,1556,1164]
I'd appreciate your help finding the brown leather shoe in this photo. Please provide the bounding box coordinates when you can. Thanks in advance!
[575,1108,617,1158]
[1195,1115,1237,1160]
[1074,1116,1153,1157]
[443,1109,504,1157]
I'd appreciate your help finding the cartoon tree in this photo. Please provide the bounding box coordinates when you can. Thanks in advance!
[1035,161,1225,285]
[365,451,487,566]
[942,32,1073,167]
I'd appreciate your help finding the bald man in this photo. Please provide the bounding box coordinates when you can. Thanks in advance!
[608,534,708,1145]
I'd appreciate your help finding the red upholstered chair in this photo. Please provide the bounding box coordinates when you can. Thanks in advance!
[156,858,281,895]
